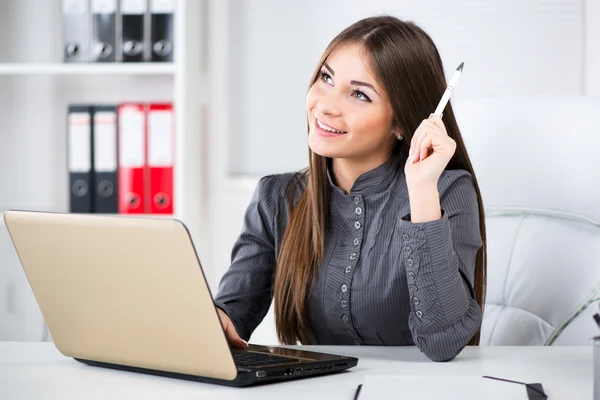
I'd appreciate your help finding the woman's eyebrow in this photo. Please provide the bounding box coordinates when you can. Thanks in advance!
[350,80,379,95]
[323,62,335,76]
[322,63,379,96]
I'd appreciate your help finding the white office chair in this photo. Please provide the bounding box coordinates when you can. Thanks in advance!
[453,95,600,345]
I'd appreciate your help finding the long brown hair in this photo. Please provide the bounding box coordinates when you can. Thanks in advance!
[273,15,487,346]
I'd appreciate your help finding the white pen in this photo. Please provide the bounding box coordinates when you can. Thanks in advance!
[433,62,464,117]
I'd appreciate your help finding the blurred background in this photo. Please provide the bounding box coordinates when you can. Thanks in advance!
[1,0,599,346]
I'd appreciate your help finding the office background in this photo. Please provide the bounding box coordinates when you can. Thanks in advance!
[0,0,599,345]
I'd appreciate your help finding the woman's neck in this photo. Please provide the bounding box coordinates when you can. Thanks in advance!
[330,155,390,194]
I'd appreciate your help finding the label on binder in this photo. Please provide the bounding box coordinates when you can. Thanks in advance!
[121,0,147,14]
[92,0,116,13]
[68,113,91,172]
[63,0,87,14]
[148,110,173,166]
[93,111,117,172]
[151,0,175,13]
[118,108,145,168]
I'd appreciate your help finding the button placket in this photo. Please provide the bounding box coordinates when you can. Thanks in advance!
[341,196,363,334]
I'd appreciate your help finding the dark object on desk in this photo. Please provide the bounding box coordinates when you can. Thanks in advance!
[354,384,362,400]
[483,376,547,399]
[593,312,600,330]
[2,210,358,387]
[353,377,546,399]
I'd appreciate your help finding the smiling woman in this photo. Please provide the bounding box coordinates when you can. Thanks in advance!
[213,15,487,363]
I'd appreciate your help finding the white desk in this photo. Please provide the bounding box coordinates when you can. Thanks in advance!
[0,342,594,399]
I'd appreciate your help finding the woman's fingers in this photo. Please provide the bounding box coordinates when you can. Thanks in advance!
[429,114,447,134]
[217,308,248,349]
[411,119,443,163]
[411,121,430,162]
[226,324,248,349]
[419,134,433,162]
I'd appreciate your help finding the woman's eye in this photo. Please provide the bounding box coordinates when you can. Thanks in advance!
[320,71,333,84]
[353,90,371,102]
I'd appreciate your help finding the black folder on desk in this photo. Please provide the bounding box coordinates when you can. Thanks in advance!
[353,377,547,399]
[482,377,547,400]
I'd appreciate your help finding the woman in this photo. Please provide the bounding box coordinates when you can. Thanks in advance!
[213,15,487,362]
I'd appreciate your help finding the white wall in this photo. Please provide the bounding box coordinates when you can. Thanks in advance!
[226,0,585,176]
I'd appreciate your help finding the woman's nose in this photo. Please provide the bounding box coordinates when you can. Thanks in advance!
[316,92,341,116]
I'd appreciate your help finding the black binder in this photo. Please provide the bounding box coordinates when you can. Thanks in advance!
[150,0,174,62]
[91,0,117,62]
[92,105,119,213]
[67,105,94,213]
[62,0,90,62]
[120,0,147,62]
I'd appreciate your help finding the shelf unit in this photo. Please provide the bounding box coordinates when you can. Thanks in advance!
[0,0,210,343]
[0,0,208,267]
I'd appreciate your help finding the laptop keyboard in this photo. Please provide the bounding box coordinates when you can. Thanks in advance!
[232,349,300,368]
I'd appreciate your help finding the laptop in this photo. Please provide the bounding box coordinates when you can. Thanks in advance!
[3,210,358,387]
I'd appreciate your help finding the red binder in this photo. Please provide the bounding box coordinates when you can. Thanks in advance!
[117,103,147,214]
[147,103,174,214]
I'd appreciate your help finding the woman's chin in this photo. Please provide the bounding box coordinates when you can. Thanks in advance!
[308,132,346,158]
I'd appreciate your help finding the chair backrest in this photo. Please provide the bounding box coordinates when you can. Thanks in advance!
[453,95,600,345]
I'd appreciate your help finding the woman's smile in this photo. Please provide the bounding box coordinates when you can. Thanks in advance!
[315,118,348,137]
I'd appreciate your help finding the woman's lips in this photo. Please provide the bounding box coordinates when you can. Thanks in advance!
[314,118,347,137]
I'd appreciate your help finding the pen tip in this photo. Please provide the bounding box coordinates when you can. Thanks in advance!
[457,62,464,72]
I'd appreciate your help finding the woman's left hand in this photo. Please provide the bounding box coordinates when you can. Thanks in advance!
[405,114,456,187]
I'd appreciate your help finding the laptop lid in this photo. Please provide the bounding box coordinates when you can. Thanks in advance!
[3,210,238,381]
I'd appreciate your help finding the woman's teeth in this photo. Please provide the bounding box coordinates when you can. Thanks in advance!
[317,119,346,134]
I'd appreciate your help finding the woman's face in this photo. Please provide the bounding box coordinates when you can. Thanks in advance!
[306,43,397,162]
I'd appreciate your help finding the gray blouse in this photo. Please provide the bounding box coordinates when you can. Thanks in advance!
[213,156,483,362]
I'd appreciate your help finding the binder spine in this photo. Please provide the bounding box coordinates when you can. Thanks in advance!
[120,0,147,62]
[93,105,119,213]
[117,103,147,214]
[62,0,90,62]
[67,105,94,213]
[91,0,117,62]
[150,0,175,62]
[147,103,174,214]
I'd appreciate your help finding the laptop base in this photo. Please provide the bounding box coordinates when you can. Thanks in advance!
[74,357,358,387]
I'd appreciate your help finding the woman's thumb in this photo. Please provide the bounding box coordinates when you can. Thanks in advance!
[225,323,248,349]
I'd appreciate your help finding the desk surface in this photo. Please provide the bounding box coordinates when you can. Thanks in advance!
[0,342,594,399]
